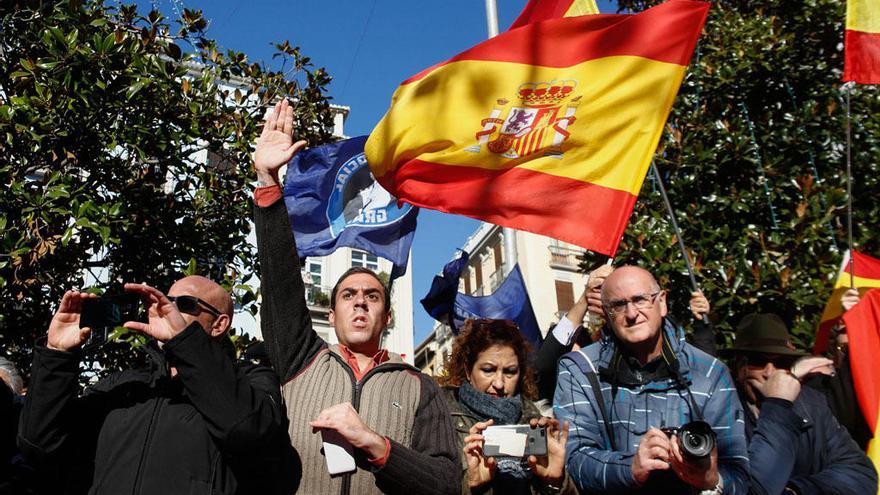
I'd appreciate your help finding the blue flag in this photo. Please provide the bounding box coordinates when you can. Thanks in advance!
[420,250,470,328]
[454,265,542,348]
[421,254,542,348]
[283,136,418,279]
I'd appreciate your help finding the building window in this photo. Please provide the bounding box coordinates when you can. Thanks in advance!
[555,280,575,313]
[303,260,329,307]
[307,261,322,287]
[351,250,379,271]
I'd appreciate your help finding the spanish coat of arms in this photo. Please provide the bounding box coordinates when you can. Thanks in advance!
[466,80,581,159]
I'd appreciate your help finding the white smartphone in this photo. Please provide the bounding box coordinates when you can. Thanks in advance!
[321,429,357,476]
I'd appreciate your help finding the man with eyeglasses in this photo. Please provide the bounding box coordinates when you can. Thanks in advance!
[18,277,298,495]
[554,266,748,494]
[726,313,876,495]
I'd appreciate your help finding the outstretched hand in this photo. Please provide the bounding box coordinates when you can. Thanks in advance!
[47,291,98,352]
[253,99,307,187]
[123,283,188,343]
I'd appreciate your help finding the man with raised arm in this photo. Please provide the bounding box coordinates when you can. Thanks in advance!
[252,99,459,495]
[18,277,296,494]
[554,266,749,494]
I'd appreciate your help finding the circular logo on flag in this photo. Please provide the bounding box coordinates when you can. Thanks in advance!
[327,152,412,238]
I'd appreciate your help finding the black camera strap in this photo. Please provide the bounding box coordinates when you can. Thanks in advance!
[586,370,617,452]
[661,335,705,421]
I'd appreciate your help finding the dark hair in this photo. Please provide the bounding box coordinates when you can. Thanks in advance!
[439,318,538,399]
[330,267,391,313]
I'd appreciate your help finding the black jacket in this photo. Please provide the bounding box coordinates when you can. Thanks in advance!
[744,387,877,495]
[18,324,299,495]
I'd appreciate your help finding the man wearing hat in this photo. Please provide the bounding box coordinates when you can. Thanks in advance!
[727,313,877,495]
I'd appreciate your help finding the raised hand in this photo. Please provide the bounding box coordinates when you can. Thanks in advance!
[587,264,613,318]
[253,99,308,186]
[47,291,97,352]
[463,419,496,488]
[122,283,188,343]
[841,288,861,312]
[527,417,569,487]
[689,290,710,320]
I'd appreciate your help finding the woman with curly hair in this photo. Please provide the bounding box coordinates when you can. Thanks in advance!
[439,318,574,494]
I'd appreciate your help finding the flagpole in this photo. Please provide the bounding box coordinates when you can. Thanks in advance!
[845,85,855,289]
[651,163,705,320]
[484,0,500,37]
[483,0,518,274]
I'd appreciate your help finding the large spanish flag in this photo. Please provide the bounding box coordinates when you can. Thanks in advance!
[365,1,709,256]
[814,250,880,353]
[843,288,880,473]
[844,0,880,83]
[510,0,600,29]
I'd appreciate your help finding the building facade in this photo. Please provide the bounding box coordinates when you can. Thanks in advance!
[414,224,588,375]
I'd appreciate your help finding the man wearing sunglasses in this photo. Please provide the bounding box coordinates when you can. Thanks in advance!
[18,277,298,495]
[251,99,458,495]
[554,266,749,495]
[726,313,876,495]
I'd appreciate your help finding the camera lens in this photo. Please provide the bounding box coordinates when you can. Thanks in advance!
[678,421,715,459]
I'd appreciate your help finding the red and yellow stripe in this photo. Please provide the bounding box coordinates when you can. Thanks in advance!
[844,0,880,83]
[842,288,880,479]
[814,250,880,353]
[366,1,708,256]
[510,0,600,30]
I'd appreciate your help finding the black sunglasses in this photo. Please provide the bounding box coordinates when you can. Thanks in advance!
[168,295,222,317]
[744,353,797,370]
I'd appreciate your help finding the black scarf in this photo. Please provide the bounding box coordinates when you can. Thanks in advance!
[458,382,530,489]
[458,382,523,425]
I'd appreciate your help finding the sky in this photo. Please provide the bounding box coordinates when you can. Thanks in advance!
[135,0,616,344]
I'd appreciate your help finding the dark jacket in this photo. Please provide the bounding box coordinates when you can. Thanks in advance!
[255,199,460,495]
[443,387,576,495]
[18,324,298,495]
[804,352,873,450]
[744,387,877,495]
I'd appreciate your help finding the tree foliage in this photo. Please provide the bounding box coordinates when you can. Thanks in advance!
[582,0,880,349]
[0,0,335,378]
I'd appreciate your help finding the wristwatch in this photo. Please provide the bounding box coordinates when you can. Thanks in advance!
[697,474,723,495]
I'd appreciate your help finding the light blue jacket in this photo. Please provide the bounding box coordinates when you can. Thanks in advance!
[554,319,749,494]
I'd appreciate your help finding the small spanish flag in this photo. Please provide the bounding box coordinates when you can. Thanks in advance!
[365,0,709,256]
[814,250,880,354]
[844,0,880,83]
[510,0,600,29]
[843,288,880,473]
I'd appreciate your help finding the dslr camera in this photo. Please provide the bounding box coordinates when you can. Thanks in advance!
[660,420,716,460]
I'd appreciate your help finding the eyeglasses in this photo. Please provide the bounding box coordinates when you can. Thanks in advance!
[744,353,797,370]
[603,292,662,316]
[168,295,222,317]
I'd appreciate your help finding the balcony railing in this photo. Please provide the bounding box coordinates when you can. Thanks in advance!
[304,282,332,308]
[548,245,583,269]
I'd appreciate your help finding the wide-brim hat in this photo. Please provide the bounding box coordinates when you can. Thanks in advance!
[721,313,806,357]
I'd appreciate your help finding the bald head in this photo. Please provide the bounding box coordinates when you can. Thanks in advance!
[600,266,661,305]
[600,265,667,360]
[168,275,233,338]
